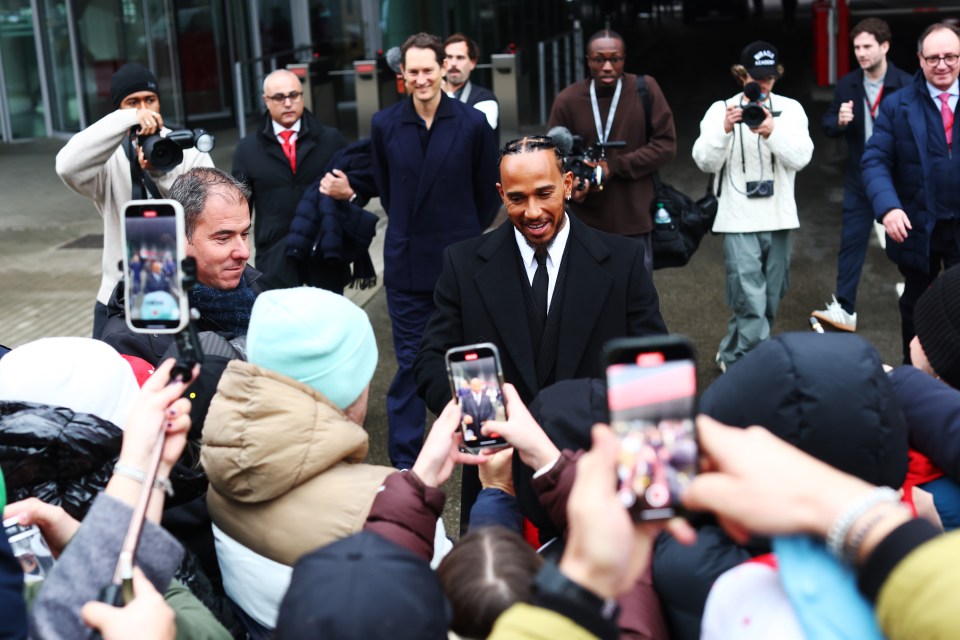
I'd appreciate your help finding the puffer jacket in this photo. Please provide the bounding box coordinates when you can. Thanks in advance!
[202,360,395,566]
[653,332,909,640]
[0,401,121,520]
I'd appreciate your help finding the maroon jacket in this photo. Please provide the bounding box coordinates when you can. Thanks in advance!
[363,471,444,562]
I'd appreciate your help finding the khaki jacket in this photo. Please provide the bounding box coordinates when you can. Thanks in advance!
[202,360,394,566]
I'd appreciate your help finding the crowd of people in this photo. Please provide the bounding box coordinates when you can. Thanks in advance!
[4,12,960,640]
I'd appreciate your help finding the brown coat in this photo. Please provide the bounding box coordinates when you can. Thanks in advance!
[547,73,677,236]
[201,360,395,566]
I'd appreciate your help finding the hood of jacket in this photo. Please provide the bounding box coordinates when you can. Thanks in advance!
[202,360,369,503]
[700,332,908,488]
[0,401,122,519]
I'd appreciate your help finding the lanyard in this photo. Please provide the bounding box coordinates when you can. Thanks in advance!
[868,84,884,120]
[590,78,622,144]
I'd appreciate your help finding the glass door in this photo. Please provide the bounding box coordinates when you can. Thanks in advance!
[0,0,45,139]
[174,0,230,121]
[38,0,81,133]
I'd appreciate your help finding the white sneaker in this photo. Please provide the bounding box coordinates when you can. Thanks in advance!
[811,295,857,332]
[716,351,727,373]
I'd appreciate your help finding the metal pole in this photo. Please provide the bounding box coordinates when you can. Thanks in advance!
[551,40,560,114]
[538,41,547,124]
[235,62,246,139]
[563,34,571,88]
[574,21,584,82]
[828,0,837,85]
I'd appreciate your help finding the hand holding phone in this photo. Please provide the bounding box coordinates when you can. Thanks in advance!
[445,343,508,454]
[606,336,699,521]
[411,398,486,487]
[121,200,188,334]
[479,383,560,472]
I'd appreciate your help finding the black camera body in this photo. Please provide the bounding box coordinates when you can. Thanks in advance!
[137,129,215,172]
[746,180,774,198]
[565,136,627,191]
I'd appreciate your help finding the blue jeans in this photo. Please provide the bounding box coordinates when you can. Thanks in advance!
[385,288,434,468]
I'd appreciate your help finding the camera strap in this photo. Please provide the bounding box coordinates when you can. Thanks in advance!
[125,133,162,200]
[590,78,622,144]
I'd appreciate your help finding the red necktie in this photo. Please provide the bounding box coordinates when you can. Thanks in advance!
[939,92,954,149]
[279,130,296,172]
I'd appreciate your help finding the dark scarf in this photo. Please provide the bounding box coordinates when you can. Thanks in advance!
[189,275,256,334]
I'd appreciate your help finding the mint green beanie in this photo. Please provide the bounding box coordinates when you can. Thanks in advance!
[247,288,378,409]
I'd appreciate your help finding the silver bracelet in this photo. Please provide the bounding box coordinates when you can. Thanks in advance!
[843,505,903,565]
[826,486,900,563]
[113,463,174,497]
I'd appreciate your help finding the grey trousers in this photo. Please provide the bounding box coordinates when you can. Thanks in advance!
[717,230,792,367]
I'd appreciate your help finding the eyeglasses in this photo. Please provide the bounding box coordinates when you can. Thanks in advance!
[587,56,624,66]
[921,53,960,67]
[265,91,303,104]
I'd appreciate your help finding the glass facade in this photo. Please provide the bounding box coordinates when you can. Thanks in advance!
[0,0,570,141]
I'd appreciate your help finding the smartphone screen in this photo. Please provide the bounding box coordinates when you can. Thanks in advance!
[445,343,508,453]
[606,337,698,521]
[122,201,188,333]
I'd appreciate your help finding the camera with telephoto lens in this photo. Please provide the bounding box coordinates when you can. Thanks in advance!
[740,81,768,129]
[136,129,216,172]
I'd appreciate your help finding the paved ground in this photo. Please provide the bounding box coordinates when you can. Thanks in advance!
[0,7,910,534]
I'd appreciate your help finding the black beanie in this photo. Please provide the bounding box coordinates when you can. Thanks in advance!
[110,63,158,109]
[914,264,960,388]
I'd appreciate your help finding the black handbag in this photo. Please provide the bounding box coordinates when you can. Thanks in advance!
[650,171,720,270]
[636,75,720,269]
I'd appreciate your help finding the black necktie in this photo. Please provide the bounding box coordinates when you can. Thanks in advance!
[533,252,548,325]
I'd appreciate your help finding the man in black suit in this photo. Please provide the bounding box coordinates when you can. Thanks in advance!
[414,135,667,526]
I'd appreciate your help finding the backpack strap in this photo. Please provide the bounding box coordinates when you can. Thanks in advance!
[635,75,663,191]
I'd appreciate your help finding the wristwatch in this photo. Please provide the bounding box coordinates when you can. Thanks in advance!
[533,561,620,621]
[349,191,358,203]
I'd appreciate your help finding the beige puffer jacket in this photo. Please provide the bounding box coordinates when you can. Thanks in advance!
[201,360,395,566]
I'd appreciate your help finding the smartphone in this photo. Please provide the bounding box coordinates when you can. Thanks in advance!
[605,336,698,521]
[121,200,188,333]
[445,343,508,454]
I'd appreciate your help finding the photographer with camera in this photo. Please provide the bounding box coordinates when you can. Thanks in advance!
[56,63,214,340]
[692,42,812,372]
[547,29,676,274]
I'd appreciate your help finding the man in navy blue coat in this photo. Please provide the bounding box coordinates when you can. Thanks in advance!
[812,18,911,333]
[371,32,500,469]
[863,22,960,362]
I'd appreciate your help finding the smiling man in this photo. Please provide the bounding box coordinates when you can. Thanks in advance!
[414,136,667,528]
[101,167,265,365]
[232,69,347,289]
[863,22,960,363]
[547,29,676,272]
[371,32,500,470]
[813,18,911,333]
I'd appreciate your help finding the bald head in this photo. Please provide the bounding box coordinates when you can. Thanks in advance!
[262,69,304,128]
